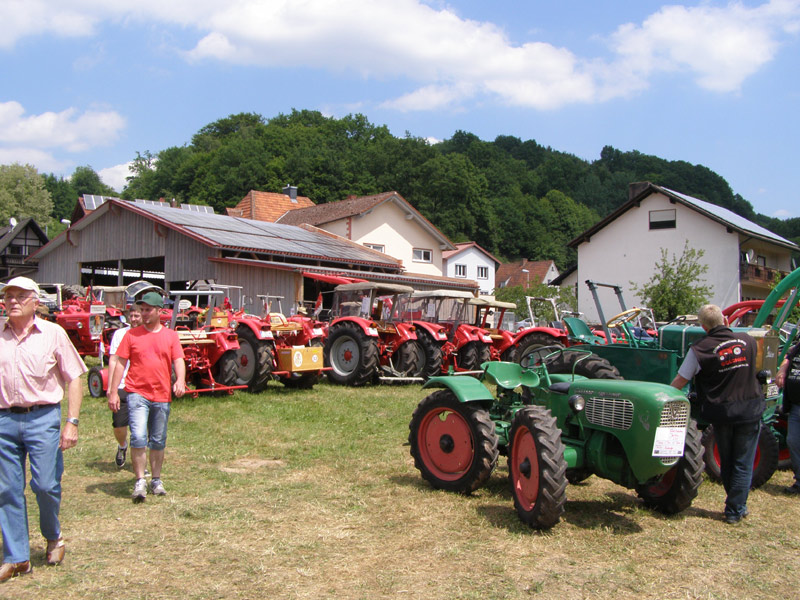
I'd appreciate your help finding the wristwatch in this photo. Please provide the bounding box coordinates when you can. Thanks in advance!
[66,417,79,426]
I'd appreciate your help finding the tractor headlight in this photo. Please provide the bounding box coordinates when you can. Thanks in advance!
[569,394,585,412]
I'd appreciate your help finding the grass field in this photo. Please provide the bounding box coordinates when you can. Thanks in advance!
[6,380,800,600]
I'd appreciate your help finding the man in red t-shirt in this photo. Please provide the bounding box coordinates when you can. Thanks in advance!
[108,292,185,502]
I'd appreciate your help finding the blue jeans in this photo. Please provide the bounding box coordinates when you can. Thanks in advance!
[0,404,63,563]
[714,420,760,519]
[787,404,800,487]
[128,394,171,450]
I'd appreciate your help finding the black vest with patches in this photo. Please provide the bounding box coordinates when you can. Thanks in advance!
[691,326,764,423]
[784,342,800,407]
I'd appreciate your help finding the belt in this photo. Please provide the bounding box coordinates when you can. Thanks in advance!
[0,404,49,414]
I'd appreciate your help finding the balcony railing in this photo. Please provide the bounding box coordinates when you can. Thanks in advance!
[739,263,786,287]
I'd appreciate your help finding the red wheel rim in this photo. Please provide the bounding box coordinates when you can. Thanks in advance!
[647,465,677,496]
[713,442,761,468]
[511,426,539,510]
[418,408,474,481]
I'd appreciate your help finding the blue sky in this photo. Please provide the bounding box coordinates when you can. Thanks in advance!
[1,0,798,218]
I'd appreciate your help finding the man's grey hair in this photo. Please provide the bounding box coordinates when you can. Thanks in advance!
[698,304,725,329]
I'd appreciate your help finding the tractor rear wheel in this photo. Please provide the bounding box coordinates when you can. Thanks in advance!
[324,322,379,386]
[516,333,565,368]
[508,406,568,529]
[701,423,779,489]
[87,366,106,398]
[409,390,498,494]
[636,420,704,514]
[458,341,489,371]
[216,350,239,387]
[476,342,491,367]
[235,326,274,392]
[412,331,444,379]
[393,340,421,376]
[544,349,622,380]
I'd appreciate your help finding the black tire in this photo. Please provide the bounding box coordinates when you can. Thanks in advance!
[636,420,704,514]
[392,340,420,376]
[235,326,274,392]
[701,423,780,489]
[281,372,320,389]
[545,350,622,380]
[516,333,565,368]
[413,331,444,379]
[324,322,379,386]
[508,406,568,529]
[458,341,489,371]
[216,350,239,387]
[88,366,106,398]
[500,346,517,362]
[409,390,498,494]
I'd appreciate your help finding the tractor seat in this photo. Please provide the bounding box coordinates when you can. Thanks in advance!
[483,361,540,390]
[548,381,571,394]
[563,317,606,344]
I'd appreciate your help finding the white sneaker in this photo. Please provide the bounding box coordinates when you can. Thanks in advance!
[132,478,147,503]
[150,478,167,496]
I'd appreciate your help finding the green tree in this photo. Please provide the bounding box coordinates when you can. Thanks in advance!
[43,173,77,221]
[630,240,713,321]
[70,165,116,196]
[0,163,53,225]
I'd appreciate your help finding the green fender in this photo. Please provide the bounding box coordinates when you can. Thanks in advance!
[422,375,495,403]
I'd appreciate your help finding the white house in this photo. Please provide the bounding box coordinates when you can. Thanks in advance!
[442,242,500,296]
[569,182,798,322]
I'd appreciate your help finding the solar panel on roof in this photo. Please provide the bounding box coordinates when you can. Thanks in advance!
[134,199,171,208]
[82,195,107,210]
[180,204,215,214]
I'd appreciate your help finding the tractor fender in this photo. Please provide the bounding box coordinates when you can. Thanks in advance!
[330,316,381,337]
[205,331,241,364]
[394,321,418,341]
[422,375,495,404]
[235,317,273,341]
[413,321,448,342]
[512,327,568,347]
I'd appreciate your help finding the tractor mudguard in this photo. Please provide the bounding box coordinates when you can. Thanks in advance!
[513,326,568,345]
[422,375,495,403]
[413,321,448,342]
[394,321,419,342]
[332,316,380,338]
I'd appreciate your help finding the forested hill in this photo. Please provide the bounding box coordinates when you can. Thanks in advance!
[114,110,799,269]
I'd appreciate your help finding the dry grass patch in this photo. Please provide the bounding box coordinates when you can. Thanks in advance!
[5,382,800,599]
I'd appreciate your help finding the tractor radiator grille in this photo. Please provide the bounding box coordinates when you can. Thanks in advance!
[658,400,690,466]
[659,400,690,428]
[585,397,634,430]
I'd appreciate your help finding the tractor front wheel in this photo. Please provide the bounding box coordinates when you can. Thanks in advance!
[701,423,779,489]
[636,420,704,514]
[409,390,498,494]
[324,322,379,386]
[87,366,106,398]
[508,406,568,529]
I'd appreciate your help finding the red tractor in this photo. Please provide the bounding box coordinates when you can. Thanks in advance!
[396,290,494,375]
[214,287,327,391]
[467,297,519,361]
[54,285,125,359]
[87,289,247,399]
[324,282,421,386]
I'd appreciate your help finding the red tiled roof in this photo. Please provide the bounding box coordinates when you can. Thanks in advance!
[276,192,396,226]
[496,259,556,288]
[226,190,315,222]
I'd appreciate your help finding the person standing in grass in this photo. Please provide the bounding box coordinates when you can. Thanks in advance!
[670,304,764,525]
[108,292,185,503]
[0,277,86,582]
[107,305,143,468]
[776,338,800,495]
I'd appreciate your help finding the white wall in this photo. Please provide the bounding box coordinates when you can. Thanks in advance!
[444,246,496,295]
[576,192,741,322]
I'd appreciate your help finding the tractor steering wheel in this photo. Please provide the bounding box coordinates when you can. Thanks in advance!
[606,307,645,329]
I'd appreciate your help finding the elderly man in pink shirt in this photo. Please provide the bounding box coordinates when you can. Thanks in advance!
[0,277,86,583]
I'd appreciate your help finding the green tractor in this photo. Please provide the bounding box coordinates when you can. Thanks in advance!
[409,350,704,528]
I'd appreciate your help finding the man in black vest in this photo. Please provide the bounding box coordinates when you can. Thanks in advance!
[671,304,764,524]
[776,339,800,495]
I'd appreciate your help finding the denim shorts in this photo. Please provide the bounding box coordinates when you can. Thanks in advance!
[127,393,171,450]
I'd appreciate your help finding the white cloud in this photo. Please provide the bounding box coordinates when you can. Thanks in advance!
[772,208,795,219]
[0,101,126,152]
[98,162,133,193]
[0,147,69,172]
[2,0,799,111]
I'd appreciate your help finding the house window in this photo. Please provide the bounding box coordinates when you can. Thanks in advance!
[477,266,488,279]
[455,264,467,277]
[756,255,766,266]
[413,248,432,263]
[649,209,676,230]
[364,243,385,253]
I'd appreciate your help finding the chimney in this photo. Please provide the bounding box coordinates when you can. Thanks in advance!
[283,185,298,203]
[628,181,651,201]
